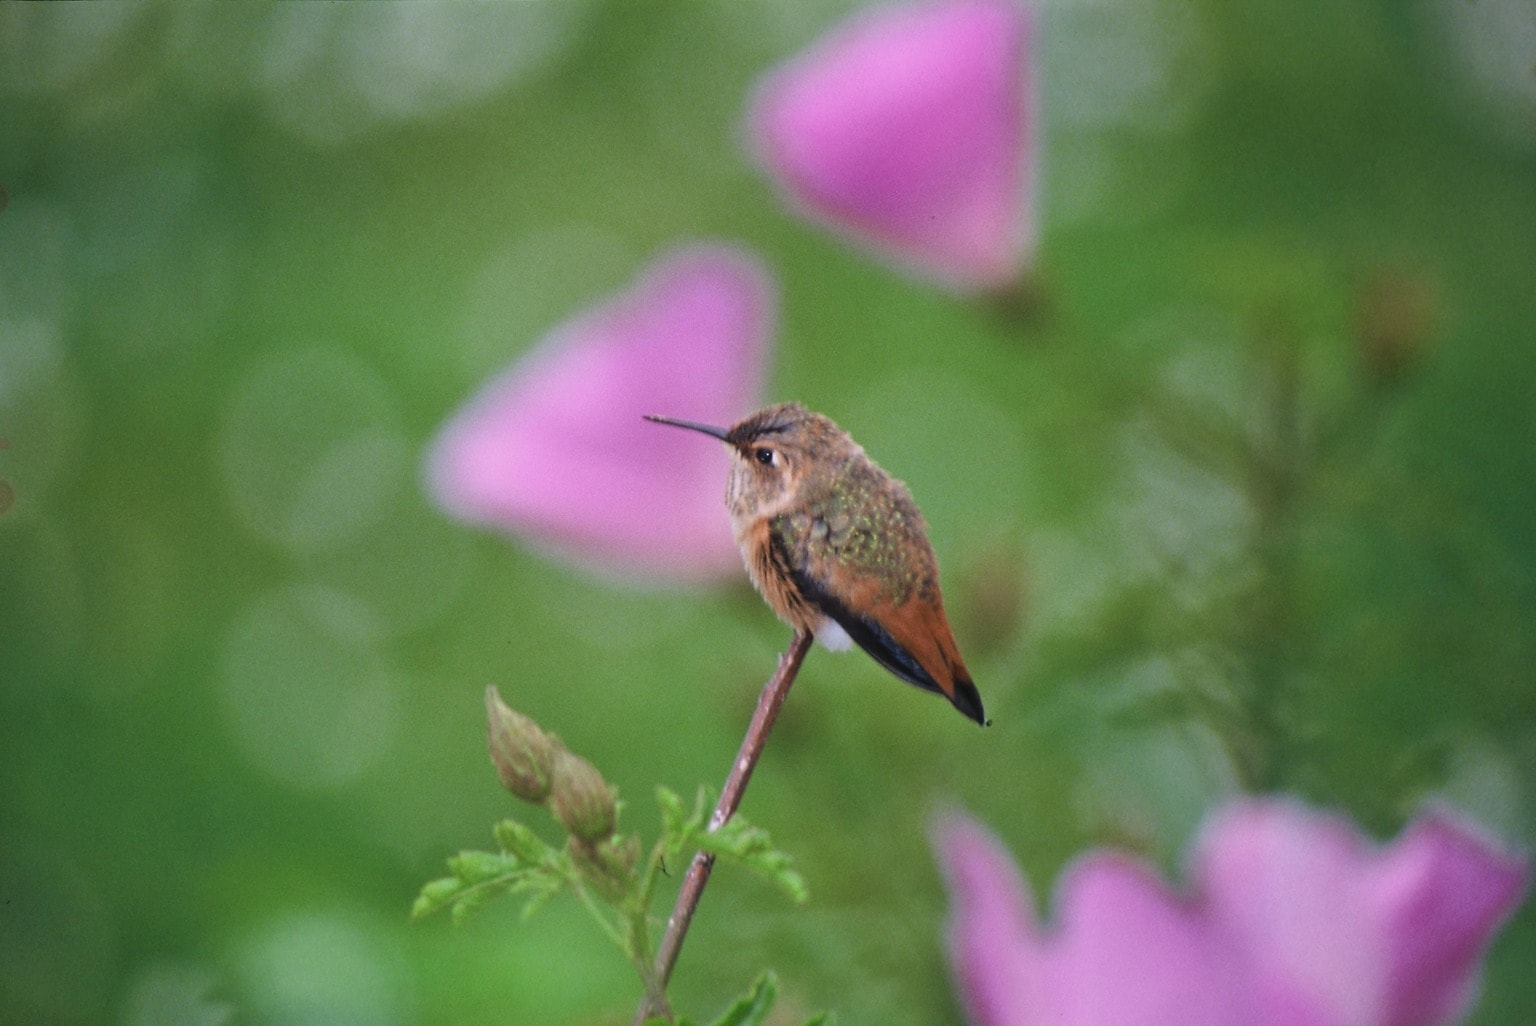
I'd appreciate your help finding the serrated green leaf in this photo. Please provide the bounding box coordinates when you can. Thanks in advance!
[656,789,808,902]
[656,785,689,834]
[695,817,808,903]
[493,818,556,864]
[448,879,502,926]
[657,785,710,862]
[449,849,523,883]
[410,876,465,921]
[414,819,575,927]
[701,816,770,858]
[708,971,777,1026]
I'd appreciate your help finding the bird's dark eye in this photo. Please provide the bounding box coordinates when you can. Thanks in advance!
[755,447,776,467]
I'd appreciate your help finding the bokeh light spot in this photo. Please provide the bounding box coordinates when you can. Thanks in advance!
[305,489,475,633]
[1047,0,1214,134]
[1042,0,1214,225]
[219,585,401,791]
[219,346,410,556]
[117,963,233,1026]
[0,2,148,93]
[0,199,72,406]
[235,912,411,1026]
[253,2,589,144]
[0,315,63,409]
[457,226,635,379]
[343,1,590,121]
[0,201,83,513]
[1433,0,1536,152]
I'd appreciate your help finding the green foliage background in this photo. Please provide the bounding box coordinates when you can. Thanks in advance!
[1,3,1533,1025]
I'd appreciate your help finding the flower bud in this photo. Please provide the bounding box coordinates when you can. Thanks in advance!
[485,686,559,803]
[548,748,618,843]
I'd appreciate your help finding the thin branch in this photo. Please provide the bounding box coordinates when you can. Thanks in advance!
[633,630,814,1025]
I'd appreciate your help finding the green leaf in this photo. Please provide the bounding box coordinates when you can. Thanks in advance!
[798,1014,835,1025]
[707,971,777,1026]
[448,849,524,883]
[449,879,500,927]
[656,785,692,837]
[410,876,464,921]
[654,787,807,902]
[695,816,808,903]
[412,819,572,926]
[657,785,707,861]
[494,817,557,864]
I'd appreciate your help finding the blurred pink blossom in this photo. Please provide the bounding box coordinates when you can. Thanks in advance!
[748,0,1035,293]
[934,800,1526,1026]
[425,245,772,581]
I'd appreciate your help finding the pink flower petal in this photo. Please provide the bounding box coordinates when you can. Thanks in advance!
[749,0,1035,293]
[1197,800,1527,1026]
[935,801,1526,1026]
[1198,802,1387,1025]
[1373,810,1527,1026]
[425,244,772,581]
[934,813,1047,1026]
[1048,854,1246,1026]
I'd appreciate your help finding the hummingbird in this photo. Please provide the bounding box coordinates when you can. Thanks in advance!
[646,402,987,725]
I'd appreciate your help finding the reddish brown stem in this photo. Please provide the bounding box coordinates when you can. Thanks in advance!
[634,630,813,1025]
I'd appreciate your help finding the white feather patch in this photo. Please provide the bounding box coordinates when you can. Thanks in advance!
[816,617,854,652]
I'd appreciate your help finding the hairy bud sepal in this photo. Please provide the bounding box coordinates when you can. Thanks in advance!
[549,748,619,843]
[485,686,560,803]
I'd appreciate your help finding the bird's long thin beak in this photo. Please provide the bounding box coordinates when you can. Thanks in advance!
[643,414,731,442]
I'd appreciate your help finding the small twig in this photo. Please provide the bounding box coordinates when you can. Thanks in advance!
[633,630,813,1025]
